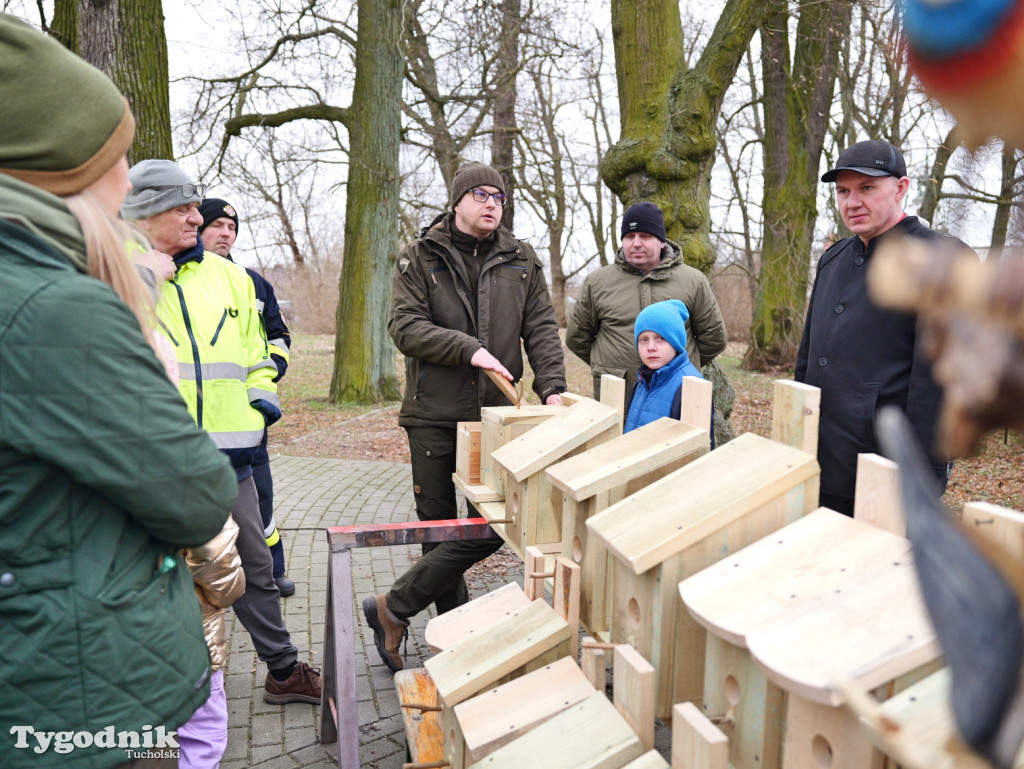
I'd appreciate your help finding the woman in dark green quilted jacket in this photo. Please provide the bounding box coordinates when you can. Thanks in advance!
[0,15,239,769]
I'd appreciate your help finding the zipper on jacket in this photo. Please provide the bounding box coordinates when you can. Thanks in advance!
[210,308,228,346]
[174,280,204,429]
[428,265,449,285]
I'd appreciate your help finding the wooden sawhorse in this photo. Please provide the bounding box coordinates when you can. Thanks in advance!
[318,518,498,769]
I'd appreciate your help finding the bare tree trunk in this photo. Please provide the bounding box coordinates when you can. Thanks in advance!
[492,0,520,229]
[918,124,961,225]
[52,0,173,162]
[991,143,1019,260]
[329,0,402,403]
[601,0,772,274]
[744,0,850,370]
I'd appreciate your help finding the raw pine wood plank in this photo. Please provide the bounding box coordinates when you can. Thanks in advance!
[558,391,589,406]
[553,557,581,661]
[962,501,1024,556]
[563,495,614,634]
[395,668,445,764]
[701,633,785,769]
[748,558,939,707]
[546,418,708,502]
[480,405,564,496]
[679,376,713,434]
[456,422,482,484]
[455,657,595,763]
[453,474,504,504]
[581,636,608,691]
[870,668,960,769]
[467,690,644,769]
[771,380,820,455]
[492,399,620,483]
[588,433,819,576]
[622,751,670,769]
[424,583,531,653]
[523,546,547,600]
[679,509,909,648]
[484,368,523,405]
[853,453,904,537]
[600,373,627,435]
[782,695,886,769]
[672,702,728,769]
[425,599,571,707]
[614,645,656,752]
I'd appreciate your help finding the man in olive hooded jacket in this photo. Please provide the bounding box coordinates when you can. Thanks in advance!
[363,162,566,672]
[566,202,727,398]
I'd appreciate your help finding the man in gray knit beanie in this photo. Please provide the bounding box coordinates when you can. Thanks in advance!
[120,158,204,219]
[123,158,323,706]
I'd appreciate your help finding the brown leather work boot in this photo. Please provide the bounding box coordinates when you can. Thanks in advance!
[362,594,408,672]
[263,661,322,704]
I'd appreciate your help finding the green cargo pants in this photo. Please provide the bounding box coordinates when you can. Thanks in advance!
[387,426,504,620]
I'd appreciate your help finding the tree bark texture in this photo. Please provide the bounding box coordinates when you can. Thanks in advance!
[52,0,173,162]
[492,0,521,229]
[601,0,772,274]
[918,124,960,226]
[990,143,1018,260]
[744,0,851,370]
[329,0,403,404]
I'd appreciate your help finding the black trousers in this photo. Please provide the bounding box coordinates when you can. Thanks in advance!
[387,426,504,620]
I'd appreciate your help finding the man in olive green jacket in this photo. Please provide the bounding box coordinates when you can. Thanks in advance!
[363,162,566,672]
[566,202,728,398]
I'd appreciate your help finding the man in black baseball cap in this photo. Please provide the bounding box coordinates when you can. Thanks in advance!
[820,139,907,183]
[795,139,965,517]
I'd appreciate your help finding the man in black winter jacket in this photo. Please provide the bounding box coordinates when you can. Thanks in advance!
[795,140,960,516]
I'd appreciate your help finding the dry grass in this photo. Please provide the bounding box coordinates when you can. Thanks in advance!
[272,334,1024,514]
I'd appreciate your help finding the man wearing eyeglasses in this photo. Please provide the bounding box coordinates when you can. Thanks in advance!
[121,159,322,706]
[363,162,566,672]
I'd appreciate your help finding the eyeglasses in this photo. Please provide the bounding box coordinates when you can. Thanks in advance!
[470,188,507,206]
[148,183,207,198]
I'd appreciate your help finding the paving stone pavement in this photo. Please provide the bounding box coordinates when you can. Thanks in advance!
[222,453,670,768]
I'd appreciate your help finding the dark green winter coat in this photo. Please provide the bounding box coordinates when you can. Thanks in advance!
[389,213,566,428]
[0,176,238,769]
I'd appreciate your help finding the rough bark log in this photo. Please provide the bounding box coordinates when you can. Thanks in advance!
[329,0,403,404]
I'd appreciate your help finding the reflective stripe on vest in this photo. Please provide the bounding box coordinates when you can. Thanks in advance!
[178,361,247,383]
[208,429,265,450]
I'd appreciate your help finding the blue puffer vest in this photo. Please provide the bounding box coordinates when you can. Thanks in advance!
[624,351,703,433]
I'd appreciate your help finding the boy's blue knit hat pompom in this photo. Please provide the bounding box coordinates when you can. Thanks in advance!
[634,299,690,354]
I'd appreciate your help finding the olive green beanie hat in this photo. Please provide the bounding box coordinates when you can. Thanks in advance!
[0,14,135,195]
[449,162,506,209]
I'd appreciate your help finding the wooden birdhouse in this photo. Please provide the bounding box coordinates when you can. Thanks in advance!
[490,397,621,557]
[545,376,711,637]
[587,430,820,719]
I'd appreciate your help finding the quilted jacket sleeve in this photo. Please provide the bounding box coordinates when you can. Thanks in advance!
[0,277,237,547]
[185,515,246,609]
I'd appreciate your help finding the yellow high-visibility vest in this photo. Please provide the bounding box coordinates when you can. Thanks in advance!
[155,252,279,464]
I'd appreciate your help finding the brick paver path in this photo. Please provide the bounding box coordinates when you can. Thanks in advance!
[219,454,523,768]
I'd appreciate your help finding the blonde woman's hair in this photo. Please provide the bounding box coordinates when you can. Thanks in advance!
[62,191,158,351]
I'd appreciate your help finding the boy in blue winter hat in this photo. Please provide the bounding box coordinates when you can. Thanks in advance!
[624,300,706,433]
